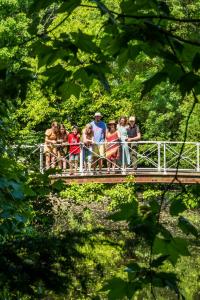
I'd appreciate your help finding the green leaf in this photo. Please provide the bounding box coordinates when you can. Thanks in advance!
[153,237,190,266]
[153,272,180,294]
[73,68,93,88]
[118,45,141,67]
[170,199,187,216]
[120,0,137,14]
[141,72,167,98]
[33,40,73,68]
[85,62,110,91]
[30,0,56,12]
[192,52,200,72]
[52,179,66,191]
[171,237,190,256]
[178,72,200,96]
[118,48,129,68]
[108,201,138,221]
[178,216,199,238]
[125,262,140,273]
[151,255,169,268]
[158,1,170,16]
[149,199,160,213]
[71,31,100,54]
[101,277,128,300]
[153,237,169,256]
[163,63,183,83]
[59,81,81,99]
[58,0,81,13]
[43,65,71,87]
[159,224,173,239]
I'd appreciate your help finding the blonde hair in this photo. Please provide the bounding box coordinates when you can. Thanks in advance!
[83,124,93,137]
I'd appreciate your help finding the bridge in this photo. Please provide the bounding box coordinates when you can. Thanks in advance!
[16,141,200,184]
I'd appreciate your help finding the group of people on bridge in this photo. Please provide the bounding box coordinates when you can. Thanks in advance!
[44,112,141,175]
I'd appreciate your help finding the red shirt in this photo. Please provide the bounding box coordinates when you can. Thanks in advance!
[68,133,80,154]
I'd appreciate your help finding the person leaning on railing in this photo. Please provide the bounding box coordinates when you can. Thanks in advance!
[44,121,59,169]
[127,116,141,170]
[105,120,120,174]
[57,124,69,173]
[82,124,94,174]
[117,116,130,171]
[68,126,80,176]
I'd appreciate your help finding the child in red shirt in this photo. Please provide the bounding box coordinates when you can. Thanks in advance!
[68,126,80,175]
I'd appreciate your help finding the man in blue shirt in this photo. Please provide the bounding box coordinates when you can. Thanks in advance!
[90,112,107,174]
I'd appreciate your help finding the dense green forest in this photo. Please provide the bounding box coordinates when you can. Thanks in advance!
[0,0,200,299]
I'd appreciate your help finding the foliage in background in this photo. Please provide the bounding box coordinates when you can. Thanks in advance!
[0,0,200,299]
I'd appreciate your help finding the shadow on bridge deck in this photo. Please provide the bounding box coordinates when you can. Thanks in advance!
[50,170,200,184]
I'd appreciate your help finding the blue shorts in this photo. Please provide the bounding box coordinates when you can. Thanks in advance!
[69,154,79,161]
[83,146,93,162]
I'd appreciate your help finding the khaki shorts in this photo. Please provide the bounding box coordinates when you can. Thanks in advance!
[44,144,57,156]
[93,144,105,158]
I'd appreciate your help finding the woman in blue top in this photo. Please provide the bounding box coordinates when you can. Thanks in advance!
[117,116,130,170]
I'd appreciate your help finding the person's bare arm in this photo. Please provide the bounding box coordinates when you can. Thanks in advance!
[45,134,56,144]
[128,132,141,142]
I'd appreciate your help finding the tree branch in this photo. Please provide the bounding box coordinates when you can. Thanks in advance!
[80,4,200,23]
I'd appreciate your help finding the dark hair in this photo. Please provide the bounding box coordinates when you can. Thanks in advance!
[72,125,79,133]
[108,124,117,133]
[108,121,117,132]
[60,124,66,130]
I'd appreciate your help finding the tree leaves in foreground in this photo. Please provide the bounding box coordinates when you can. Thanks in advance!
[0,0,200,298]
[103,187,199,298]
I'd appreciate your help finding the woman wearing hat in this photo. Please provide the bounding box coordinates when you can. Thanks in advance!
[105,120,120,174]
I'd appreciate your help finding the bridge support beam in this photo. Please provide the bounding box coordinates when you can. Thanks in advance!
[50,172,200,185]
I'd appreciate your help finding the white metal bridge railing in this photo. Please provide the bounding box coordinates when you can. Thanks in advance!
[32,141,200,175]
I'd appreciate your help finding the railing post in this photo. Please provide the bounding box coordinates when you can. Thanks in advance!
[157,142,161,172]
[40,144,44,174]
[197,143,200,172]
[79,143,84,176]
[122,141,126,175]
[163,142,167,174]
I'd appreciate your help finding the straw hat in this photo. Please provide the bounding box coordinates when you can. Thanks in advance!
[94,112,102,117]
[108,120,117,125]
[129,116,136,121]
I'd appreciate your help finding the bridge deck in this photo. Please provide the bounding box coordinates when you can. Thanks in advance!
[50,171,200,184]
